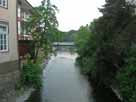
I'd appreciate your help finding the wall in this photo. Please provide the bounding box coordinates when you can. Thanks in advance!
[0,0,18,63]
[0,0,19,101]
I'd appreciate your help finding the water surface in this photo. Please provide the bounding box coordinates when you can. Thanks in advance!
[41,52,93,102]
[26,52,120,102]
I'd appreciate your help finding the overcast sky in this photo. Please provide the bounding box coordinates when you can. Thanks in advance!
[28,0,105,31]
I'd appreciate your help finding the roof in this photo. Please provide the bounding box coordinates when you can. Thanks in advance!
[25,0,33,9]
[18,0,33,13]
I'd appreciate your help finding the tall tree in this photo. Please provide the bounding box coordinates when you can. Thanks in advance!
[76,1,136,101]
[26,0,58,62]
[100,0,134,30]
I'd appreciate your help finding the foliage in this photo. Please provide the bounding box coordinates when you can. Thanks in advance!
[22,60,42,89]
[75,24,97,77]
[26,0,58,61]
[53,30,65,42]
[75,25,91,54]
[76,0,136,101]
[53,29,78,43]
[116,45,136,102]
[62,30,78,42]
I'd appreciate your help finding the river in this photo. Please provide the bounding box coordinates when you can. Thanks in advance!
[25,52,120,102]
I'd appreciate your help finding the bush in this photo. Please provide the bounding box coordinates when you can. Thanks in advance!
[117,66,136,102]
[116,46,136,102]
[22,60,42,89]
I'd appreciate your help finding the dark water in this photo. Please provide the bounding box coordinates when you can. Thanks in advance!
[26,52,120,102]
[91,83,121,102]
[25,90,42,102]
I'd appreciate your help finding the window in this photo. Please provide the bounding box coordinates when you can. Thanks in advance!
[0,0,7,8]
[0,23,8,52]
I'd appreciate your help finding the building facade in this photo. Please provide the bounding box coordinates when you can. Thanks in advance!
[17,0,33,58]
[0,0,19,101]
[17,0,33,40]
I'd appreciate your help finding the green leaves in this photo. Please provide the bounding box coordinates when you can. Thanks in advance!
[117,46,136,101]
[76,1,136,102]
[75,25,91,54]
[26,0,59,60]
[117,63,136,102]
[22,61,42,88]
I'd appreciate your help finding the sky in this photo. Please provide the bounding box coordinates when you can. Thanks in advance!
[28,0,105,32]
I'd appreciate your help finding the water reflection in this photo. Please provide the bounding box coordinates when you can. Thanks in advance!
[91,83,121,102]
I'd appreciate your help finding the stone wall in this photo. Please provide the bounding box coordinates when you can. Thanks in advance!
[0,61,19,102]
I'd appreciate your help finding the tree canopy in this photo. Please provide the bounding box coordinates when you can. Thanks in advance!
[76,1,136,102]
[26,0,59,61]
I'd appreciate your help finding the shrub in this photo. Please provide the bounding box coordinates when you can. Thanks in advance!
[116,46,136,102]
[22,60,42,89]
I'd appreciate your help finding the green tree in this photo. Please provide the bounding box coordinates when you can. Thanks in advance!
[76,1,136,102]
[117,44,136,102]
[63,30,77,42]
[53,29,65,42]
[75,25,90,54]
[76,0,135,88]
[26,0,58,62]
[93,0,135,84]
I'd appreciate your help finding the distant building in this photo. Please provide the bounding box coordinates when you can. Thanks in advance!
[0,0,19,101]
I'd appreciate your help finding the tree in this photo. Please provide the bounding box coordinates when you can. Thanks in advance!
[93,0,135,84]
[75,25,91,55]
[76,0,135,84]
[26,0,58,62]
[62,30,78,42]
[53,29,65,42]
[76,1,136,101]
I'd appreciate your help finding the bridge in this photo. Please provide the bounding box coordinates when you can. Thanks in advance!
[53,42,74,46]
[53,42,75,52]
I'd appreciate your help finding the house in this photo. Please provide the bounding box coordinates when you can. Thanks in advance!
[17,0,33,41]
[0,0,19,101]
[17,0,33,58]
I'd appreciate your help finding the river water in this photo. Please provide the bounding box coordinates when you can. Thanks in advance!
[26,52,120,102]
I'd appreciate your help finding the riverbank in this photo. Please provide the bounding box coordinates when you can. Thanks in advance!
[78,67,122,102]
[16,87,35,102]
[89,77,122,102]
[15,58,47,102]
